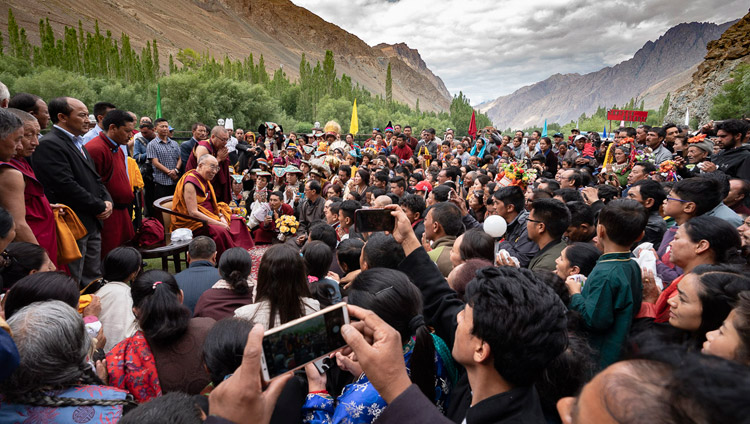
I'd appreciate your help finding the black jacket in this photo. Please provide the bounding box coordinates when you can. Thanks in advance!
[33,127,112,233]
[713,145,750,180]
[396,247,545,423]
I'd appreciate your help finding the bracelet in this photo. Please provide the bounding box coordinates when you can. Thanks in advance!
[309,390,328,395]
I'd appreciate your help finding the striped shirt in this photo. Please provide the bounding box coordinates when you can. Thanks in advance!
[146,136,180,185]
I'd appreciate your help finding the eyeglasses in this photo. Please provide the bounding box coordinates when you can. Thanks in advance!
[665,196,689,203]
[527,218,543,223]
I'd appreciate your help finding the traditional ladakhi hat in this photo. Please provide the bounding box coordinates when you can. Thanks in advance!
[284,165,303,175]
[688,134,713,155]
[385,121,394,133]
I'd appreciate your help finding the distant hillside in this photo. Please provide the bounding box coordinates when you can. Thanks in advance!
[0,0,451,112]
[479,20,735,130]
[666,11,750,125]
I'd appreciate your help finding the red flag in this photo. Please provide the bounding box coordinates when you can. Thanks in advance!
[468,110,478,140]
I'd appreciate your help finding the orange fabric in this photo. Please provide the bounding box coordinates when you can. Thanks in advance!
[654,274,683,323]
[54,205,87,266]
[171,170,231,232]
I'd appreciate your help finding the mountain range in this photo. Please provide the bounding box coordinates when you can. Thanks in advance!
[0,0,451,112]
[665,11,750,125]
[478,20,736,130]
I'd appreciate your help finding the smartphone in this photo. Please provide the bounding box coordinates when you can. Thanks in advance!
[267,209,274,218]
[355,208,396,233]
[261,302,350,382]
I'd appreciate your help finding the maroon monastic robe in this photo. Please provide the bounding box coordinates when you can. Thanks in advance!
[87,134,135,258]
[185,140,231,204]
[2,158,58,265]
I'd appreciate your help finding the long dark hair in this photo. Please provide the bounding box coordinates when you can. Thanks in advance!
[218,247,252,295]
[0,242,49,290]
[3,272,79,318]
[131,270,191,345]
[459,229,495,263]
[562,243,601,276]
[690,265,750,349]
[302,241,332,279]
[683,216,742,264]
[255,244,311,327]
[202,318,255,386]
[102,247,142,283]
[348,268,437,401]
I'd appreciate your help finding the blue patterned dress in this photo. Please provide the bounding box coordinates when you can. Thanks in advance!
[0,385,128,424]
[302,335,456,424]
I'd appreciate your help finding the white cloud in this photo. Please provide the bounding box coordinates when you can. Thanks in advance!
[291,0,748,105]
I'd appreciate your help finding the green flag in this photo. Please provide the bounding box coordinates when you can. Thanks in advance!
[155,84,162,119]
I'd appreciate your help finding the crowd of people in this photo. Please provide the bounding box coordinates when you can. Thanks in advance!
[1,80,750,423]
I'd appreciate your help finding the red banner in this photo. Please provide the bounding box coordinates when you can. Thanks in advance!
[606,109,649,122]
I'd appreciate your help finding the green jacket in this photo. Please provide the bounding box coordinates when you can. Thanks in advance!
[427,236,456,278]
[528,239,567,272]
[569,252,642,368]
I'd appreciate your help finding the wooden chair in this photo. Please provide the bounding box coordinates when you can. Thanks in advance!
[139,196,208,272]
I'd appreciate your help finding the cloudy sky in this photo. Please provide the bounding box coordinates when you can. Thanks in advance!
[290,0,748,105]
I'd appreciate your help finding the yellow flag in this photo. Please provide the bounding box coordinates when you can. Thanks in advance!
[349,99,359,135]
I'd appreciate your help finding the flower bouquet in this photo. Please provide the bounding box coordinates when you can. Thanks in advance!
[658,160,680,182]
[275,214,300,242]
[495,162,536,190]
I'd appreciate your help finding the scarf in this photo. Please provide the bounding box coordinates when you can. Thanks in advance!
[106,331,162,403]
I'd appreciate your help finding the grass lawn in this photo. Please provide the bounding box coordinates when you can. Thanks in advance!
[143,256,180,274]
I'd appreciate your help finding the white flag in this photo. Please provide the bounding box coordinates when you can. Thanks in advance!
[684,108,690,127]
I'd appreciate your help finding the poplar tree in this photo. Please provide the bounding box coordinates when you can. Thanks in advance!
[385,62,392,103]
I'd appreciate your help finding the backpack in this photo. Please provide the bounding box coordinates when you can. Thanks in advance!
[132,217,164,248]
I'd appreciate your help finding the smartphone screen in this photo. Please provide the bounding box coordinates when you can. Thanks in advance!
[355,209,396,233]
[261,303,349,381]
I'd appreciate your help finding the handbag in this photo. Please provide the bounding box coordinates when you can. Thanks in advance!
[54,205,87,266]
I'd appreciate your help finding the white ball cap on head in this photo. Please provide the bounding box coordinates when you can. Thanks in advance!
[483,215,507,238]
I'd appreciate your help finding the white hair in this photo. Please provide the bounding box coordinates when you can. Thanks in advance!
[0,81,9,107]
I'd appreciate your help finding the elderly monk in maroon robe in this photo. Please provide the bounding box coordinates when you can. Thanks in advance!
[172,154,253,259]
[0,109,59,265]
[87,110,136,258]
[186,125,231,203]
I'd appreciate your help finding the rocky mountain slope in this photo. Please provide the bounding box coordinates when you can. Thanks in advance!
[375,42,452,102]
[0,0,451,112]
[665,11,750,126]
[479,20,735,130]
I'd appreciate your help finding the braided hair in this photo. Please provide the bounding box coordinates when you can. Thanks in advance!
[1,300,136,408]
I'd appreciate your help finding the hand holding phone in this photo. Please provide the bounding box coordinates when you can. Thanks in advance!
[261,303,350,382]
[355,208,396,233]
[209,324,291,424]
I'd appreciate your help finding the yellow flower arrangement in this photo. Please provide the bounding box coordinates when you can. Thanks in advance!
[275,215,300,241]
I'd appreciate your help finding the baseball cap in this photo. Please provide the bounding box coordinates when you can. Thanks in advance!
[415,181,433,193]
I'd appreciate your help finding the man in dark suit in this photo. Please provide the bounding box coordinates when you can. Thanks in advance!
[33,97,112,285]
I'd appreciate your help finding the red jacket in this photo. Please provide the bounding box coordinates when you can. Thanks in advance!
[252,203,294,244]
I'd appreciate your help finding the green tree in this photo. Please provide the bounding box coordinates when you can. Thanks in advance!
[7,9,20,58]
[152,39,160,75]
[322,50,335,95]
[176,48,202,70]
[710,64,750,120]
[385,62,392,104]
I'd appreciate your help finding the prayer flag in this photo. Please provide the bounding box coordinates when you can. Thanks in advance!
[468,110,477,140]
[155,84,163,119]
[349,99,359,135]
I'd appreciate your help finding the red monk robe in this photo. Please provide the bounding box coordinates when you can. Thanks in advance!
[1,158,58,265]
[87,134,135,258]
[185,140,232,204]
[171,170,254,259]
